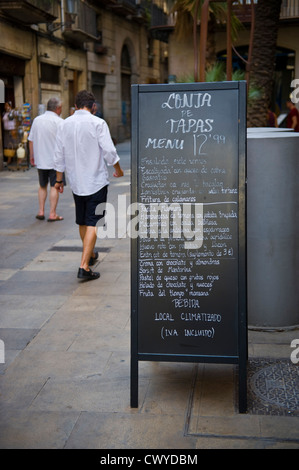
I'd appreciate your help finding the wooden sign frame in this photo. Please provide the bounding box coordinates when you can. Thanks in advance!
[130,81,247,413]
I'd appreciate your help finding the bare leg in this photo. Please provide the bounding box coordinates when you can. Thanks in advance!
[48,186,60,219]
[79,225,97,271]
[37,185,47,217]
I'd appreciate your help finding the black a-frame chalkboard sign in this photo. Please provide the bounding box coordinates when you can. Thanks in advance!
[131,81,247,413]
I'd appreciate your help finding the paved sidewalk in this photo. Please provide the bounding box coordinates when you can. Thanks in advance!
[0,141,298,449]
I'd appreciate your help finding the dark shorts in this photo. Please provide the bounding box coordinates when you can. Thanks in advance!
[38,169,66,188]
[73,185,108,227]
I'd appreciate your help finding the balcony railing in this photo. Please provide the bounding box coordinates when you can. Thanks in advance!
[150,2,168,28]
[233,0,299,22]
[0,0,58,23]
[63,0,98,42]
[87,0,147,22]
[280,0,299,19]
[150,0,299,34]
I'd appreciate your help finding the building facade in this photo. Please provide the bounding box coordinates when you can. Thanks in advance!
[1,0,299,169]
[0,0,169,168]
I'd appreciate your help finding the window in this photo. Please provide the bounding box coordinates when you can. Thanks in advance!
[40,63,60,84]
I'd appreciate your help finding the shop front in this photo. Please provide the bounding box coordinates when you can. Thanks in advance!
[0,53,31,170]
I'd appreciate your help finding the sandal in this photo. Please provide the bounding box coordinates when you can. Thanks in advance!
[47,215,64,222]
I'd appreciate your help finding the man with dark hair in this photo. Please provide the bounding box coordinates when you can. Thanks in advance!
[29,97,64,221]
[75,90,96,110]
[54,90,124,281]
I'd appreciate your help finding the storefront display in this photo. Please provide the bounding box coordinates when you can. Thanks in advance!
[2,102,31,170]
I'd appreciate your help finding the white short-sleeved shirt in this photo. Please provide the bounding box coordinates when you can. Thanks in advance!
[28,111,62,169]
[54,110,120,196]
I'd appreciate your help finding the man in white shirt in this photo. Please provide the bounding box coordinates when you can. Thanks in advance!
[54,90,124,281]
[29,97,64,221]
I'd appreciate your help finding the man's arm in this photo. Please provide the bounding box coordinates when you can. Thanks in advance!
[29,140,35,166]
[55,171,64,193]
[53,121,65,193]
[113,161,124,178]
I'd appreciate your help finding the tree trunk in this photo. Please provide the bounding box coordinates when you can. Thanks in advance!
[247,0,282,127]
[205,15,217,71]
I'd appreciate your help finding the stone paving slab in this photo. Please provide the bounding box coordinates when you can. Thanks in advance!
[0,294,68,329]
[0,271,79,296]
[1,142,299,450]
[64,412,197,449]
[0,409,80,449]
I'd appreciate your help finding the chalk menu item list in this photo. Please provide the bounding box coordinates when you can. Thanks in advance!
[131,82,247,362]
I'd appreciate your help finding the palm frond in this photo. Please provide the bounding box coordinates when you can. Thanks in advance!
[205,62,226,81]
[176,63,262,103]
